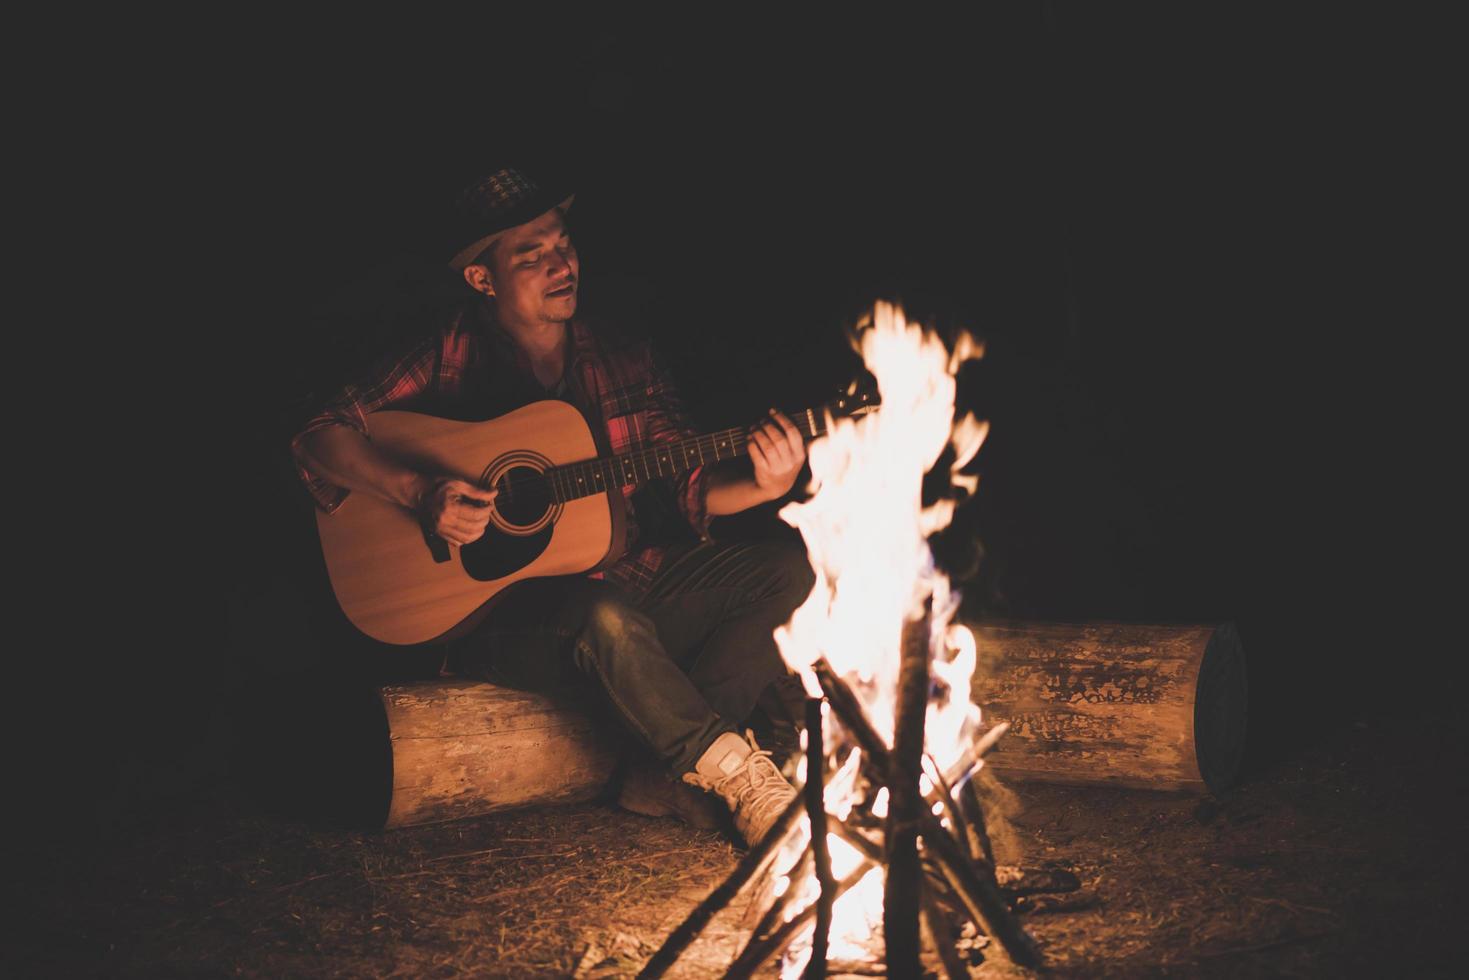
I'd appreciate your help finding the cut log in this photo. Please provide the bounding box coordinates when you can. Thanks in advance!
[380,682,617,829]
[968,620,1247,793]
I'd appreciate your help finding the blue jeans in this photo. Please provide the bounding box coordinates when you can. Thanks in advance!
[444,540,815,775]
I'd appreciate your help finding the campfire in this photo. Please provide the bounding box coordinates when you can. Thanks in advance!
[640,303,1058,977]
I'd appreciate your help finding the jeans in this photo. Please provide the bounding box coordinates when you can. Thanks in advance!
[444,539,816,775]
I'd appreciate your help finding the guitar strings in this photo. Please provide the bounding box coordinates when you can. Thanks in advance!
[485,400,853,505]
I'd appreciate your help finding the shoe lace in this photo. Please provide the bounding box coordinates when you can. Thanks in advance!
[714,749,793,817]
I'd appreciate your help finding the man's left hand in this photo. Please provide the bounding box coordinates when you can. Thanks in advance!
[748,409,807,501]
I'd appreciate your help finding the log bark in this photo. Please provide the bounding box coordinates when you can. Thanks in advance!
[380,682,616,828]
[969,620,1247,793]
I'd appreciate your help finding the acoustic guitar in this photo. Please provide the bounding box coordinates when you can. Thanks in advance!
[316,387,878,644]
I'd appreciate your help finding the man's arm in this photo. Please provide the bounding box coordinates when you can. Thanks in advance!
[295,426,428,510]
[705,409,807,516]
[290,332,496,546]
[295,427,496,546]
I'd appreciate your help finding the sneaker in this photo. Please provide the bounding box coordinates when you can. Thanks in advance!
[683,731,798,846]
[617,760,723,830]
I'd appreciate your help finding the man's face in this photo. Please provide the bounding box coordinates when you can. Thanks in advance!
[478,208,579,326]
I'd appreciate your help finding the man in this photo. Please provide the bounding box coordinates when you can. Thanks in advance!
[292,168,813,845]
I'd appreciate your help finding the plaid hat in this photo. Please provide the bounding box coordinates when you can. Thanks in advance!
[447,168,575,272]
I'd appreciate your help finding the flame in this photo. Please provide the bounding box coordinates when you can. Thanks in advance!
[771,301,986,973]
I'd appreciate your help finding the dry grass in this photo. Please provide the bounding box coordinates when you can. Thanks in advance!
[13,713,1463,977]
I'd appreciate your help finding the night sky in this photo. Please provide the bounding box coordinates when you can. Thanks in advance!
[49,6,1454,844]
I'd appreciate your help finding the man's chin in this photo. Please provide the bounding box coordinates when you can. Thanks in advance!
[543,295,578,321]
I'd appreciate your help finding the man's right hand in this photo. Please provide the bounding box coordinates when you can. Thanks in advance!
[416,476,498,546]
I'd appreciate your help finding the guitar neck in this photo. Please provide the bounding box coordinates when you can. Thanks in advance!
[546,406,835,504]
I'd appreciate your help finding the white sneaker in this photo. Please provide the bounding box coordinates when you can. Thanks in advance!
[683,730,797,846]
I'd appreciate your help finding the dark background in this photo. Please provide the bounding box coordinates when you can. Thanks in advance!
[42,5,1454,846]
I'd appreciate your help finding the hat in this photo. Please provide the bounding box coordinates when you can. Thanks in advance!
[447,168,575,272]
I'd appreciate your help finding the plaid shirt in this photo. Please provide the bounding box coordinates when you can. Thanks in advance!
[291,301,712,596]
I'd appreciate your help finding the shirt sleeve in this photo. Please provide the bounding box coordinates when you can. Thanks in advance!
[640,344,713,541]
[289,334,440,513]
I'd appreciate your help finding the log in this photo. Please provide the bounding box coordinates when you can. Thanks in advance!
[968,620,1247,793]
[379,682,616,828]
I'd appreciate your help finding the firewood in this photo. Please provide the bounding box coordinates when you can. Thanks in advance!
[813,660,1040,968]
[996,866,1082,897]
[636,794,806,979]
[724,861,876,980]
[806,697,836,979]
[885,611,930,978]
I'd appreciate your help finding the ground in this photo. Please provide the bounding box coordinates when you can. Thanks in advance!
[13,710,1462,978]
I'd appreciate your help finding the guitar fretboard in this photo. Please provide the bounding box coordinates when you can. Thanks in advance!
[546,404,839,504]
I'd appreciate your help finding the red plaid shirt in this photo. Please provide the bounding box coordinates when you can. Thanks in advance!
[291,301,713,596]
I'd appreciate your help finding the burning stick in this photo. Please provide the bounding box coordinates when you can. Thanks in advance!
[941,720,1011,787]
[924,757,978,866]
[742,850,813,961]
[958,778,998,869]
[814,660,889,766]
[637,794,806,979]
[885,610,932,977]
[942,723,1009,868]
[921,887,972,980]
[725,861,877,980]
[922,815,1041,966]
[804,698,835,979]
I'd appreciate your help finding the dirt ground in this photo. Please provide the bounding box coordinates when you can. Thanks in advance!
[12,709,1463,978]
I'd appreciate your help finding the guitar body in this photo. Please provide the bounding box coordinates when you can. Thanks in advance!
[316,401,621,646]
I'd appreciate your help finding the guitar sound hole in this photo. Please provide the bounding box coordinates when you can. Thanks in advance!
[494,466,553,529]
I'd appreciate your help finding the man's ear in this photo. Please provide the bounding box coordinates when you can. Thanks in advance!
[462,263,496,297]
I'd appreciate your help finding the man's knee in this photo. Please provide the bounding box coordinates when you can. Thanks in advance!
[756,541,817,610]
[571,594,662,671]
[581,593,642,642]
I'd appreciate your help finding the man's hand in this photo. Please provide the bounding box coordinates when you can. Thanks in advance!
[748,409,807,501]
[416,477,498,546]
